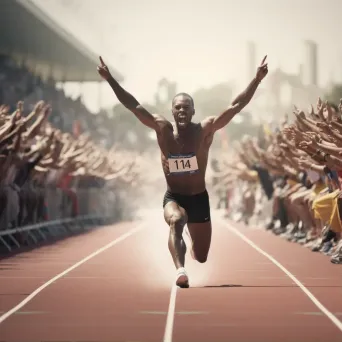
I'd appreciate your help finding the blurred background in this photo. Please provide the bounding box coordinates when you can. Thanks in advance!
[1,0,342,240]
[3,0,342,151]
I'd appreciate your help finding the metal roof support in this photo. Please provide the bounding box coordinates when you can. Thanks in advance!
[0,0,123,83]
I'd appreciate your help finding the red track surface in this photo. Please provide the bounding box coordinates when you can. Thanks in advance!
[0,211,342,342]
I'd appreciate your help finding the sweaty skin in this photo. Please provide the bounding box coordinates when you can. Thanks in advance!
[158,110,212,195]
[97,55,268,287]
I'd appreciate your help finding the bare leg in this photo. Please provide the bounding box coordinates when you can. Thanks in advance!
[272,195,280,218]
[163,201,188,268]
[304,193,317,228]
[187,221,212,263]
[290,189,313,229]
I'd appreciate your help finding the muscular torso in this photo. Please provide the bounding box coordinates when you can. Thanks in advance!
[156,120,213,195]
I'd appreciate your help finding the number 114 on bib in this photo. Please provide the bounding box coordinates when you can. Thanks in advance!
[168,154,199,175]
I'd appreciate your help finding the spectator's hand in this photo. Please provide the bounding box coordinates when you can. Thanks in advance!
[23,101,45,124]
[307,131,321,141]
[18,118,26,131]
[0,105,9,115]
[283,125,296,140]
[39,131,54,155]
[293,107,306,120]
[316,121,330,132]
[16,101,23,116]
[338,99,342,115]
[42,105,51,118]
[299,140,315,151]
[297,157,311,169]
[325,102,334,123]
[309,104,317,119]
[317,97,326,121]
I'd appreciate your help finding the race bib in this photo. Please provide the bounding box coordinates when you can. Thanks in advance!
[168,153,199,175]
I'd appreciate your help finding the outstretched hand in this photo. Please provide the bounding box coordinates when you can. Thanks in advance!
[256,56,268,81]
[97,56,112,80]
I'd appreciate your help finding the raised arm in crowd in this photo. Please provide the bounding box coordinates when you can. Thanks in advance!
[212,98,342,265]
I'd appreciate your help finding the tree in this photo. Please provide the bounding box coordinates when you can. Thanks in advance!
[192,82,233,120]
[108,102,158,151]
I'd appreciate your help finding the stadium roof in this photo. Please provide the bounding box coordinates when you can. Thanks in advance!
[0,0,123,82]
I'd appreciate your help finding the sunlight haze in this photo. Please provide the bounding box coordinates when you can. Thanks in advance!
[32,0,342,113]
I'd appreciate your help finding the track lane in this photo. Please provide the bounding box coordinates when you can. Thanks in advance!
[172,216,342,342]
[0,221,140,315]
[0,216,176,342]
[227,220,342,316]
[0,211,341,342]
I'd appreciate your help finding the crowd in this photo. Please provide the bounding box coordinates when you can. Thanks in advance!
[0,54,113,144]
[213,98,342,265]
[0,54,140,239]
[0,100,139,230]
[8,47,342,267]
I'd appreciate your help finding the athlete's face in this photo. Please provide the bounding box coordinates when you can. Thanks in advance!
[172,96,195,129]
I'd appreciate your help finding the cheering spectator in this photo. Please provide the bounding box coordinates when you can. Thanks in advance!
[0,99,139,232]
[214,97,342,265]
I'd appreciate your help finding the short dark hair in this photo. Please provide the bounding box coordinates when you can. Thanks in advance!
[172,92,194,107]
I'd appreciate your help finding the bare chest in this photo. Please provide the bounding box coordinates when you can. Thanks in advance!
[158,124,212,177]
[168,133,201,154]
[162,123,203,154]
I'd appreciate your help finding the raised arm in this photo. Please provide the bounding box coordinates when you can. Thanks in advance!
[97,56,165,131]
[204,56,268,133]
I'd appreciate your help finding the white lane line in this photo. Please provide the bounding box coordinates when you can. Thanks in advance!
[163,284,178,342]
[0,224,145,325]
[222,219,342,333]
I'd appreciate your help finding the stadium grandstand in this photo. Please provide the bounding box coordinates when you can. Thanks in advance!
[0,0,140,250]
[0,0,123,134]
[0,0,123,83]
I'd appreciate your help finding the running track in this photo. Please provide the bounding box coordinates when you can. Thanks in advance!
[0,209,342,342]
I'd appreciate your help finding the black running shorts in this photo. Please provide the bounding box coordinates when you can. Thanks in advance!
[163,190,211,223]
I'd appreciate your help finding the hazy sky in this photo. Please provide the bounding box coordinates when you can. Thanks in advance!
[32,0,342,113]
